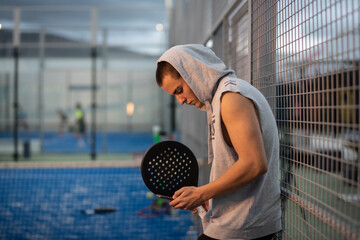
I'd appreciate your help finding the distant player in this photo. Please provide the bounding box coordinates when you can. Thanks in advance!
[74,103,88,147]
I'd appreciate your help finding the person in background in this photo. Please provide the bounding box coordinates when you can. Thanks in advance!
[74,103,88,147]
[155,44,281,240]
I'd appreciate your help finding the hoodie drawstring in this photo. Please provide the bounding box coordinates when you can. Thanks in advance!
[205,100,214,164]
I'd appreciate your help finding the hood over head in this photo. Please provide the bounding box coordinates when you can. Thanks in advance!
[157,44,235,163]
[157,44,234,106]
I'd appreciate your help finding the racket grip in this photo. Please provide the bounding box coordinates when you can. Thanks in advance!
[156,194,173,200]
[196,205,206,219]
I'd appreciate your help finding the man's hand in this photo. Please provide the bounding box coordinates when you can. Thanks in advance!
[169,186,206,212]
[192,200,209,214]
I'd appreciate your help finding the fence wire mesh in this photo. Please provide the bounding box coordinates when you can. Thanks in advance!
[169,0,359,238]
[251,0,359,239]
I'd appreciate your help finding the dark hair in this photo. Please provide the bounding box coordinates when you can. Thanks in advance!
[156,61,181,86]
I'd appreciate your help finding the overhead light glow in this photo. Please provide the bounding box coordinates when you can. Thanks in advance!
[156,23,164,31]
[126,102,135,116]
[0,24,2,30]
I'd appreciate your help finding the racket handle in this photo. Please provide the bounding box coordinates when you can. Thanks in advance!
[196,205,206,219]
[156,194,173,200]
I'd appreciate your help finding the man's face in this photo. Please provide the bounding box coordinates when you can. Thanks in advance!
[161,74,205,110]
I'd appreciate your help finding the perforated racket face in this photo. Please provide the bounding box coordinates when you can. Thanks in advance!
[141,141,199,198]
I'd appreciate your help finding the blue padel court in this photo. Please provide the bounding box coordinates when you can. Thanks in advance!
[0,167,195,240]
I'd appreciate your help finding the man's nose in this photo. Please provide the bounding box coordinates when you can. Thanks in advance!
[176,95,186,105]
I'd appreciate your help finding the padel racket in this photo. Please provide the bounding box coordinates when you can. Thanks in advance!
[141,140,206,218]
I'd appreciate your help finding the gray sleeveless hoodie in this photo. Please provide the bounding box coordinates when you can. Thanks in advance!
[157,44,281,239]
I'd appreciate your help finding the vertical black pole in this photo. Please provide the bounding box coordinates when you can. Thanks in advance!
[5,73,10,132]
[38,28,45,153]
[91,47,97,160]
[13,47,19,161]
[101,28,108,153]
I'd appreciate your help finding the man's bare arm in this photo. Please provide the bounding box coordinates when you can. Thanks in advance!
[170,92,268,210]
[198,92,268,200]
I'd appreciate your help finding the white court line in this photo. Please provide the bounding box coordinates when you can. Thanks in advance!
[0,158,206,169]
[0,160,141,169]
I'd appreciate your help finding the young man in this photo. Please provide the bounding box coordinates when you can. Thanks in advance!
[156,44,281,240]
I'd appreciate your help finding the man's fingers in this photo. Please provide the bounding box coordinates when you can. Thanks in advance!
[170,200,185,209]
[172,187,184,199]
[169,188,184,208]
[203,201,209,211]
[170,187,202,211]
